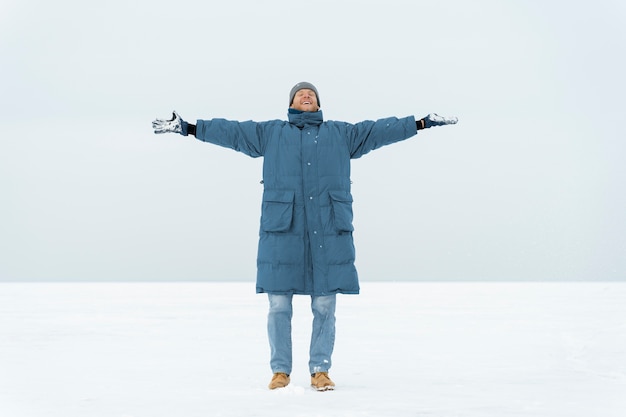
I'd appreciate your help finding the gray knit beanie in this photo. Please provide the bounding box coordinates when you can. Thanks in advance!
[289,82,320,107]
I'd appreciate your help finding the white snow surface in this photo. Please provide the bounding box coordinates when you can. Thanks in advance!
[1,282,625,417]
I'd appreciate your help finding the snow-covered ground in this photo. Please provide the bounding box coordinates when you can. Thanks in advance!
[1,282,625,417]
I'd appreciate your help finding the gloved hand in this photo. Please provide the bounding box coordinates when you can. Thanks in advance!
[421,113,458,129]
[152,111,188,135]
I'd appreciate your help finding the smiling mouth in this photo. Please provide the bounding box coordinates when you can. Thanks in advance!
[303,101,311,105]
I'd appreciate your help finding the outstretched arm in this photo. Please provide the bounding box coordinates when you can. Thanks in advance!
[416,113,458,130]
[152,111,266,157]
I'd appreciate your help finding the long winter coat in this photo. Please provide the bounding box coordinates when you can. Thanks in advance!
[194,110,417,296]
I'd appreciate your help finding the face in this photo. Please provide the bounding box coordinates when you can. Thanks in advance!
[290,88,319,112]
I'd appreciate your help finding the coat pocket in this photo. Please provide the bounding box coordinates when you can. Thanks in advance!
[261,190,295,232]
[329,190,354,232]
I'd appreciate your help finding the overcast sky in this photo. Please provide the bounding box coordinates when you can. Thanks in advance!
[1,0,625,282]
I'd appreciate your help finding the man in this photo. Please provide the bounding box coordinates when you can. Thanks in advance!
[152,82,457,391]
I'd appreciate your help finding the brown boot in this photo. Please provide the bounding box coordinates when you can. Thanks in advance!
[310,372,335,391]
[268,372,290,389]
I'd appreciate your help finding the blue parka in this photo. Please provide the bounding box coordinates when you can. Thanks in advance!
[194,110,417,296]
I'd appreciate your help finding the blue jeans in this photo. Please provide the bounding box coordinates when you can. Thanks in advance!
[267,293,336,375]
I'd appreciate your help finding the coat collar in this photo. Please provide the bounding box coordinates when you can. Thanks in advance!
[288,109,324,128]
